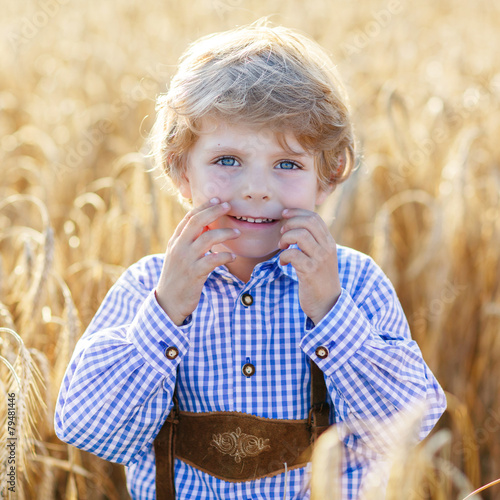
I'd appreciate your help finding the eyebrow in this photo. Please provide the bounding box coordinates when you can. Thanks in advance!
[206,146,309,157]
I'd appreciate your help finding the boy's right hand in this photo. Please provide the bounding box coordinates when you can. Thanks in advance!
[155,198,239,326]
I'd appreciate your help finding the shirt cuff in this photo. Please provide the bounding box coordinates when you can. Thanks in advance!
[300,288,371,375]
[126,291,191,376]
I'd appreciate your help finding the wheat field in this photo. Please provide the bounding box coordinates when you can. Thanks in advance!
[0,0,499,498]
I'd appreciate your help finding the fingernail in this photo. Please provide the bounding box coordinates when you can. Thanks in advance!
[231,253,237,259]
[210,197,220,204]
[221,202,230,209]
[233,229,241,235]
[282,209,289,215]
[280,226,284,233]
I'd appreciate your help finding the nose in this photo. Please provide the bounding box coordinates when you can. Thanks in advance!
[240,166,272,201]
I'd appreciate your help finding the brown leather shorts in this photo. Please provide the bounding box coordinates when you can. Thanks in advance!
[154,361,331,499]
[172,410,321,481]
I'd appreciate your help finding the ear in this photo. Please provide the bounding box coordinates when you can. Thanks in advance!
[315,182,335,206]
[177,169,192,199]
[315,150,345,205]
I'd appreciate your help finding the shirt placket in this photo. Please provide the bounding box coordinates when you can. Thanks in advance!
[232,279,263,412]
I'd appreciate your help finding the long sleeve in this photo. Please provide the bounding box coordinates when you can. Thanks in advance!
[300,252,447,459]
[55,247,446,499]
[54,255,190,465]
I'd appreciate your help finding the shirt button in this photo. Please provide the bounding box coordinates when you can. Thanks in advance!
[165,346,179,360]
[242,363,256,377]
[315,346,329,359]
[240,293,254,306]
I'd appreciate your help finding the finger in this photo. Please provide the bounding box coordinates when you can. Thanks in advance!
[173,197,221,239]
[280,227,336,269]
[193,250,236,278]
[279,248,315,273]
[279,228,318,256]
[192,227,241,256]
[280,248,327,275]
[281,210,330,244]
[281,208,315,218]
[182,201,232,241]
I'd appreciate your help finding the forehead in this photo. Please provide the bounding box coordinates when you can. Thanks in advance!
[192,117,309,157]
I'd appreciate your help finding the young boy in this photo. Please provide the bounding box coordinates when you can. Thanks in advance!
[55,19,447,499]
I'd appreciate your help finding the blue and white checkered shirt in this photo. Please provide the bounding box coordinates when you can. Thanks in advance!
[55,244,446,499]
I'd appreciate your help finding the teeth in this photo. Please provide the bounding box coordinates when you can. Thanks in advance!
[235,216,275,223]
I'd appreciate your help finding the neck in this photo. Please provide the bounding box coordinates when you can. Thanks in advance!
[211,245,280,283]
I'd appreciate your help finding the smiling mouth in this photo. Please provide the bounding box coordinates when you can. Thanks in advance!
[230,215,278,224]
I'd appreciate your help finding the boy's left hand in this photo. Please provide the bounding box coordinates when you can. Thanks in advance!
[279,208,341,326]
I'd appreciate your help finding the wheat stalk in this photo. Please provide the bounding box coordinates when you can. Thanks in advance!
[1,1,499,498]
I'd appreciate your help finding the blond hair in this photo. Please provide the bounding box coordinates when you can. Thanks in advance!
[149,18,355,195]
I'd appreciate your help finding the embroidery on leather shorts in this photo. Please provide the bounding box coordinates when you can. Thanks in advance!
[210,427,271,463]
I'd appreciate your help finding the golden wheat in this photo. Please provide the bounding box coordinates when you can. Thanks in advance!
[1,0,499,498]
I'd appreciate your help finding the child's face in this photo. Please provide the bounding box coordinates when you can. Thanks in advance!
[179,117,331,263]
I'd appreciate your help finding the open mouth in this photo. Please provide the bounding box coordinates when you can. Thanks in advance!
[230,215,279,224]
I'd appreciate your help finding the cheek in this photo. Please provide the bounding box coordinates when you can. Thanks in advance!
[280,177,319,207]
[193,168,234,201]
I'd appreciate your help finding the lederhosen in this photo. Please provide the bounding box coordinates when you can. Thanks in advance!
[154,360,333,500]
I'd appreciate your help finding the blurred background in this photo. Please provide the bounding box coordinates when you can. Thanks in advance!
[0,0,499,498]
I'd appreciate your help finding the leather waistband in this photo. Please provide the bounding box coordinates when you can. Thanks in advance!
[154,361,332,499]
[172,410,323,482]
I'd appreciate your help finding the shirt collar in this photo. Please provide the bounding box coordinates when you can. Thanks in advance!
[207,244,299,284]
[275,247,299,281]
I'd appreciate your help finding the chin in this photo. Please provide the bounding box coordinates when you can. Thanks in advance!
[226,240,280,262]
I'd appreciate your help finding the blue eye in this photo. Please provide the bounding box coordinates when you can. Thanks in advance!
[215,156,240,167]
[276,161,301,170]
